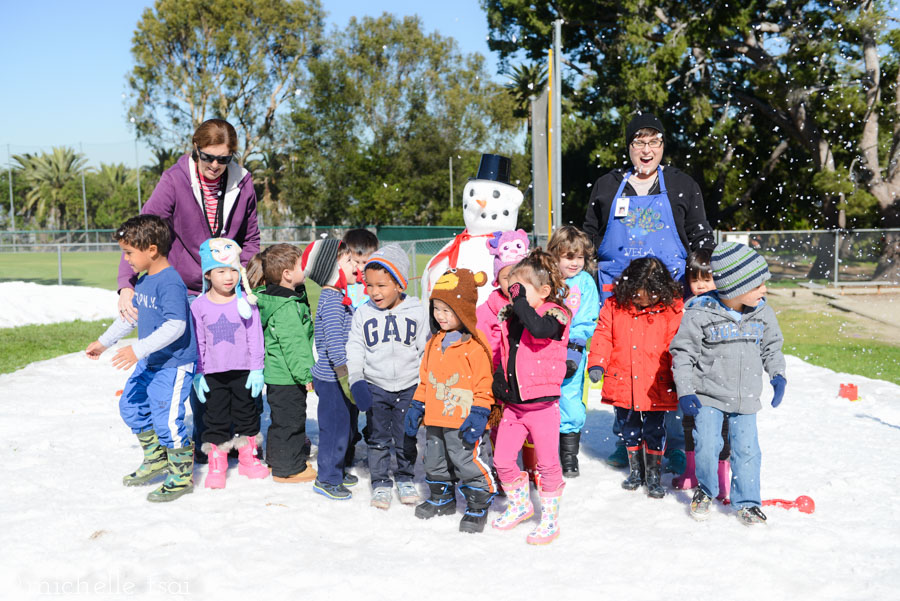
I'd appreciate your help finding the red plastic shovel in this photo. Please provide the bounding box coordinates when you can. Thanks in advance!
[762,495,815,514]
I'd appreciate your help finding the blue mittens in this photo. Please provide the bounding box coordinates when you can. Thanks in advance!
[679,394,702,417]
[459,406,491,445]
[404,400,425,437]
[771,374,787,408]
[350,381,373,412]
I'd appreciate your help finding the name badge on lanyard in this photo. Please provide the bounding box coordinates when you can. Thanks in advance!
[614,196,630,218]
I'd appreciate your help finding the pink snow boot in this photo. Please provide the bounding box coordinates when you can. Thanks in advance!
[526,483,564,545]
[492,472,534,530]
[671,451,698,489]
[235,434,269,479]
[716,459,731,503]
[203,442,228,489]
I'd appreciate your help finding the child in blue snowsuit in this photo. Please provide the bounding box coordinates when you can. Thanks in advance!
[86,215,197,503]
[547,226,599,477]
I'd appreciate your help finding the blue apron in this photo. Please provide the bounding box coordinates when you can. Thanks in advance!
[596,167,687,304]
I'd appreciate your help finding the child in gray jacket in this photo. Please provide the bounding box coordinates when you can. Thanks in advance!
[346,245,428,510]
[670,242,786,526]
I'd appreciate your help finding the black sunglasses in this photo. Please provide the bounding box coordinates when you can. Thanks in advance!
[196,148,233,165]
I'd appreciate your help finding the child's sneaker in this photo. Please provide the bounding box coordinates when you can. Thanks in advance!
[737,506,767,526]
[397,481,420,505]
[690,489,712,521]
[343,471,359,487]
[313,479,352,500]
[371,486,393,510]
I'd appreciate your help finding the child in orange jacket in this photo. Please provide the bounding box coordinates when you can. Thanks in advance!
[405,268,497,534]
[587,257,683,499]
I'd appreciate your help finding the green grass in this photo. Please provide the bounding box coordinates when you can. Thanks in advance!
[0,252,122,289]
[0,319,135,374]
[777,308,900,385]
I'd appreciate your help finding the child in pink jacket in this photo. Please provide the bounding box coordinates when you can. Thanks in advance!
[490,248,570,545]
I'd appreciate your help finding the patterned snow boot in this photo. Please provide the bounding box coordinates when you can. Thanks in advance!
[716,459,731,503]
[202,442,229,489]
[123,430,167,486]
[671,451,698,489]
[415,480,457,519]
[147,445,194,502]
[621,448,644,490]
[459,485,495,534]
[526,484,564,545]
[235,434,269,479]
[644,448,666,499]
[559,432,581,478]
[492,472,534,530]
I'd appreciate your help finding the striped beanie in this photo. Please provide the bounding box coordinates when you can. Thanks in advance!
[365,244,409,290]
[301,238,342,288]
[711,241,770,299]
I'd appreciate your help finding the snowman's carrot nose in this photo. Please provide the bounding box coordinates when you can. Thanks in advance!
[475,198,487,208]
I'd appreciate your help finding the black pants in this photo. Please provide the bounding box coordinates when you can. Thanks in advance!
[615,407,666,452]
[265,383,311,477]
[367,383,418,489]
[202,370,260,446]
[683,414,731,459]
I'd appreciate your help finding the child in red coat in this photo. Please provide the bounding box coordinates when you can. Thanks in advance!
[587,257,683,498]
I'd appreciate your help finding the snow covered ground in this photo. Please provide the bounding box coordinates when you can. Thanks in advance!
[1,284,899,600]
[0,282,118,328]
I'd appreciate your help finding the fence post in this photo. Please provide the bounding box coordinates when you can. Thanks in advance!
[833,230,840,286]
[57,244,63,285]
[410,241,418,297]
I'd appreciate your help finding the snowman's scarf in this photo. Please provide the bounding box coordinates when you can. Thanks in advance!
[430,229,496,270]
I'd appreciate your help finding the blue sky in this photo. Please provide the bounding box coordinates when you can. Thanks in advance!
[0,1,500,167]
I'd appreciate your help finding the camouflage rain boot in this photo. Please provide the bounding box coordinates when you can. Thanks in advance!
[123,430,168,486]
[147,444,194,503]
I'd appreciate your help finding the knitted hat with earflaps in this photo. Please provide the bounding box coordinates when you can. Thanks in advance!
[302,238,350,305]
[486,229,530,286]
[429,268,493,365]
[199,237,257,319]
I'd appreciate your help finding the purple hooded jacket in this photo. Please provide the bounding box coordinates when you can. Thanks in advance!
[117,154,260,295]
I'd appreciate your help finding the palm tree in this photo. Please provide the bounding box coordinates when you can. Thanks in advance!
[13,147,88,228]
[504,63,548,126]
[97,163,132,189]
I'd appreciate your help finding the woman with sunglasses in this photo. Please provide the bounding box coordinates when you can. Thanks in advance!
[116,118,261,459]
[583,112,715,471]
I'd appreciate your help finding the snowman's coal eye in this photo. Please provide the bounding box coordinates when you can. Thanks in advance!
[493,189,501,199]
[463,203,467,210]
[469,189,475,197]
[503,210,510,216]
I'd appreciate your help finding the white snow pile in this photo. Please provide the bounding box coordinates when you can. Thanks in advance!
[0,282,118,328]
[1,350,898,600]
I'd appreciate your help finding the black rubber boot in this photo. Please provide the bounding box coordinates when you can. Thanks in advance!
[621,449,644,490]
[459,485,495,534]
[644,448,665,499]
[559,432,581,478]
[415,480,457,519]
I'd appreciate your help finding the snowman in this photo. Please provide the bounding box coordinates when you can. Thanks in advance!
[422,154,524,306]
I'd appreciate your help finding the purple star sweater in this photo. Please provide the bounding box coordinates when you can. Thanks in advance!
[191,294,264,374]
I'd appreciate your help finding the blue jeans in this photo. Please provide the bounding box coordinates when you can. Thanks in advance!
[694,406,761,509]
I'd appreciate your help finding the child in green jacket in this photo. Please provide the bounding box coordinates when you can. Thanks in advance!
[249,244,317,483]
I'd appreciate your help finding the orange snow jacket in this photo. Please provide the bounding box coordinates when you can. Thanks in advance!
[413,330,495,429]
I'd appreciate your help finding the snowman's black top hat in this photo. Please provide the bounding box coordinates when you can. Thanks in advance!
[475,154,512,184]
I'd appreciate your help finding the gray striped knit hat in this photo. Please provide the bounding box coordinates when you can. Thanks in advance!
[711,241,770,299]
[301,238,342,288]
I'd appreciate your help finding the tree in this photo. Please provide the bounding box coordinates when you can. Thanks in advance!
[126,0,325,162]
[12,147,88,228]
[483,0,900,277]
[282,14,519,226]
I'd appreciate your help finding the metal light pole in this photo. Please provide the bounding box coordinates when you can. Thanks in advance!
[550,18,562,230]
[449,156,454,209]
[6,144,13,232]
[80,142,89,234]
[135,136,142,212]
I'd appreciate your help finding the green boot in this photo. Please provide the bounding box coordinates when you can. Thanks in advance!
[147,445,194,503]
[123,430,168,486]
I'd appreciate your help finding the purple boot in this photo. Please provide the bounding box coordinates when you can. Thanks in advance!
[716,459,731,503]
